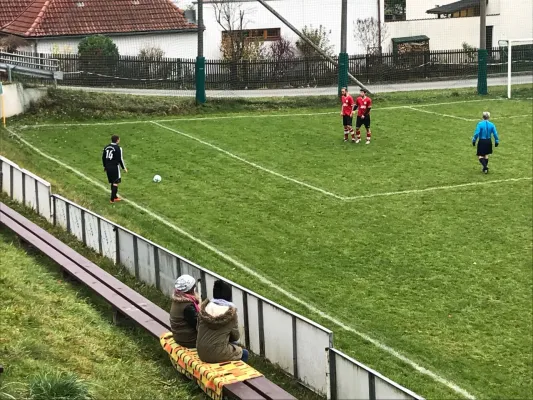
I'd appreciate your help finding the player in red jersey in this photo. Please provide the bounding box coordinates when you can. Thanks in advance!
[340,87,356,142]
[354,89,373,144]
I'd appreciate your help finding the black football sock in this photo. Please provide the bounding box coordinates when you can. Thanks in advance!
[115,185,119,199]
[111,185,118,201]
[482,159,488,169]
[478,158,484,166]
[485,159,489,167]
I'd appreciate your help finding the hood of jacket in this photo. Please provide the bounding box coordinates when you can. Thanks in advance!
[199,299,236,329]
[172,291,200,304]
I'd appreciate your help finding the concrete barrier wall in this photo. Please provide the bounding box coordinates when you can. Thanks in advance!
[1,83,46,118]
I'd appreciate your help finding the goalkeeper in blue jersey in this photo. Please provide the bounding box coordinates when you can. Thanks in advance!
[472,111,500,174]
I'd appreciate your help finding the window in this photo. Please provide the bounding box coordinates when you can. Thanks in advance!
[450,6,480,18]
[384,0,406,22]
[222,28,281,42]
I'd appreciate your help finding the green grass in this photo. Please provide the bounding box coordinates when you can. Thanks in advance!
[2,85,532,400]
[0,228,202,400]
[28,371,92,400]
[0,195,322,400]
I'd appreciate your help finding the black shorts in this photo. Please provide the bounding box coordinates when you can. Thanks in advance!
[356,115,371,129]
[105,165,122,184]
[342,115,353,126]
[477,139,492,156]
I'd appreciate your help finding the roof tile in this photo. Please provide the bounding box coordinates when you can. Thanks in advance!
[1,0,196,37]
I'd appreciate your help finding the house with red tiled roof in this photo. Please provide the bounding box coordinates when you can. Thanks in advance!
[0,0,198,58]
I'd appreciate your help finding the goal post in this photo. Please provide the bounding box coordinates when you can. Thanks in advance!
[499,38,533,98]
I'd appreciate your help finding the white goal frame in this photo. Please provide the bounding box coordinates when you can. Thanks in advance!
[500,38,533,98]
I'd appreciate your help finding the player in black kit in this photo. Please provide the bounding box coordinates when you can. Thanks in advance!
[102,135,127,203]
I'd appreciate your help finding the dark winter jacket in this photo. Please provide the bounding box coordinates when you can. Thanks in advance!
[196,299,243,363]
[169,292,199,348]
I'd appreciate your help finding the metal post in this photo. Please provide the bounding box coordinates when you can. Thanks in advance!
[255,0,370,92]
[507,40,512,98]
[377,0,382,54]
[480,0,487,50]
[477,0,488,95]
[195,0,207,104]
[338,0,349,96]
[340,0,347,53]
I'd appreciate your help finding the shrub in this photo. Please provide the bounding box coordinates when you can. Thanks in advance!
[78,35,119,58]
[28,371,92,400]
[295,25,334,58]
[78,35,119,77]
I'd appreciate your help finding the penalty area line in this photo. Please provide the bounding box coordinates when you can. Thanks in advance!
[150,121,346,200]
[344,177,532,200]
[5,126,477,400]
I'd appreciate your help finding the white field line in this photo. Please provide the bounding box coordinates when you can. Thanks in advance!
[406,107,477,121]
[19,97,510,129]
[150,121,345,200]
[4,125,476,400]
[344,177,532,200]
[492,114,533,120]
[407,107,532,122]
[152,121,531,201]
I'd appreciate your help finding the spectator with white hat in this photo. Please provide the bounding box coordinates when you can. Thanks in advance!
[169,274,200,348]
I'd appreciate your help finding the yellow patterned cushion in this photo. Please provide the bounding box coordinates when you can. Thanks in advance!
[160,332,263,400]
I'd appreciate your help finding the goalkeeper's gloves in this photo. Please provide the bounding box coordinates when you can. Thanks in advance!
[495,142,499,147]
[472,142,476,146]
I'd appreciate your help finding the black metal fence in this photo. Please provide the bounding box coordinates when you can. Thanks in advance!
[9,45,533,90]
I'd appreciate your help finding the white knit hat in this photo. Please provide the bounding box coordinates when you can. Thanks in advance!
[174,274,196,292]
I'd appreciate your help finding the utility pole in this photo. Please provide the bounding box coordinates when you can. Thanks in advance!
[195,0,207,104]
[477,0,488,95]
[377,0,382,54]
[339,0,349,96]
[255,0,369,92]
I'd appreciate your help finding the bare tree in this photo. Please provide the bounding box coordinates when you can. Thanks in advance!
[265,36,295,80]
[265,36,295,61]
[353,17,389,53]
[214,0,262,61]
[0,34,29,53]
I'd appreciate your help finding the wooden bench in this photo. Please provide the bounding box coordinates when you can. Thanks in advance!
[0,203,296,400]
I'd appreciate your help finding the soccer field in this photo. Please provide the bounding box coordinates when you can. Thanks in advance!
[3,88,532,399]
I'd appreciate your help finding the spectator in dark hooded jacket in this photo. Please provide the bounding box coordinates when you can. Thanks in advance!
[196,280,249,363]
[169,274,200,348]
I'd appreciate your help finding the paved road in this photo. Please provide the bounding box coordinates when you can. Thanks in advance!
[61,74,532,98]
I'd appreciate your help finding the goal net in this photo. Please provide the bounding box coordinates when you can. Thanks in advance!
[498,38,533,98]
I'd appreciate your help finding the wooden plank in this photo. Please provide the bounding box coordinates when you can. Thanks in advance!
[223,382,267,400]
[0,203,171,329]
[0,210,168,339]
[2,204,297,400]
[244,377,297,400]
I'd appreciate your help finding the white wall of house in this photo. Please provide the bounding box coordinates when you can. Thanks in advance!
[385,15,500,51]
[498,0,532,42]
[386,0,531,52]
[19,32,198,59]
[201,0,384,59]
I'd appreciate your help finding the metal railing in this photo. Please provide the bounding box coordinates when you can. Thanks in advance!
[0,52,62,81]
[0,155,425,400]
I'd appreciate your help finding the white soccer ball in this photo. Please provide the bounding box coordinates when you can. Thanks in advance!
[153,174,162,183]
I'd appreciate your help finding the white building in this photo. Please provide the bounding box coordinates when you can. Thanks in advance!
[0,0,198,59]
[385,0,533,52]
[200,0,384,59]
